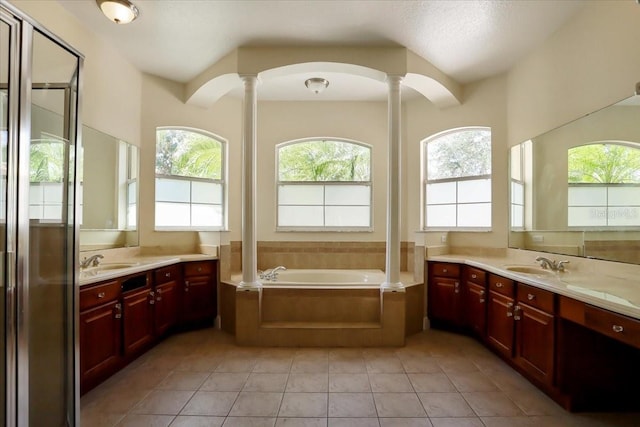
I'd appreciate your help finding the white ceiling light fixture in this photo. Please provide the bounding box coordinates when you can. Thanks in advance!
[96,0,140,24]
[305,78,329,94]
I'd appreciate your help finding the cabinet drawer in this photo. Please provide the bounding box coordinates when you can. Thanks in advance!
[431,263,460,278]
[184,260,214,277]
[155,265,181,285]
[489,274,514,297]
[517,283,555,313]
[466,267,486,285]
[80,280,120,311]
[584,305,640,349]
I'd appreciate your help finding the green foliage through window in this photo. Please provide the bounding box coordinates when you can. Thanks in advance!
[156,128,222,179]
[30,139,65,182]
[426,129,491,180]
[568,143,640,184]
[278,140,370,182]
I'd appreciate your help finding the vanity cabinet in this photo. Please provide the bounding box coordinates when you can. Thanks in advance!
[486,274,516,358]
[181,260,217,325]
[513,283,555,386]
[154,265,181,336]
[462,267,487,338]
[79,280,122,392]
[122,280,155,357]
[427,262,462,327]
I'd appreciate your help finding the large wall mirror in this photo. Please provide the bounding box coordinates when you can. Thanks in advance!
[31,104,139,250]
[509,88,640,264]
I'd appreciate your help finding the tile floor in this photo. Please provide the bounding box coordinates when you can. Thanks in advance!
[81,328,640,427]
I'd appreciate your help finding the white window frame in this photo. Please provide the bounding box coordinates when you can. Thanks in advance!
[422,127,492,231]
[568,183,640,228]
[154,127,227,231]
[276,138,373,232]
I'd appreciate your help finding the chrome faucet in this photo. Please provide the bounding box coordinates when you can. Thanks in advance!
[80,254,104,269]
[535,256,569,272]
[259,265,287,281]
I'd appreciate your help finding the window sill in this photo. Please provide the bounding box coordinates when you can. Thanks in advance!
[277,227,374,233]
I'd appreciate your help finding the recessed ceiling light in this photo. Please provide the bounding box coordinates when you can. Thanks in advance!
[96,0,139,24]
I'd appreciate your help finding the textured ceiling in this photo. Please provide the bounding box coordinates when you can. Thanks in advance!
[58,0,586,101]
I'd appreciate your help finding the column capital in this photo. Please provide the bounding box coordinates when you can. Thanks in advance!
[386,74,404,85]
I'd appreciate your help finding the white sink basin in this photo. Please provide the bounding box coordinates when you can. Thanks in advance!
[503,265,555,277]
[80,262,140,277]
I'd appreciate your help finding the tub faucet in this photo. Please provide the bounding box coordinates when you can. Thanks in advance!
[80,254,103,269]
[260,265,286,281]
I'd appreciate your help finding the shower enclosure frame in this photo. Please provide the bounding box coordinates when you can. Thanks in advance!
[1,1,84,426]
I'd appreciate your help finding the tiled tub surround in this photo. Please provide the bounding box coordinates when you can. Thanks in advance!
[425,250,640,412]
[221,272,424,347]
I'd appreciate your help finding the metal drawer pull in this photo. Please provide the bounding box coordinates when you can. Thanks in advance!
[442,268,448,273]
[471,274,477,279]
[527,293,535,301]
[506,302,514,317]
[114,303,122,319]
[479,290,485,303]
[198,267,202,272]
[612,325,624,333]
[495,282,503,288]
[165,272,171,278]
[97,292,105,298]
[454,282,460,294]
[185,281,189,292]
[514,305,521,321]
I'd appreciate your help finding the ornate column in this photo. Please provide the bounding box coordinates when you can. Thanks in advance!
[238,74,261,289]
[382,74,404,291]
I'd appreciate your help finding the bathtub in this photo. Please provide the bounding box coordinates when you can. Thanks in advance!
[233,269,386,288]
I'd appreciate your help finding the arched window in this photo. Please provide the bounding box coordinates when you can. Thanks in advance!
[277,138,372,230]
[155,127,226,230]
[568,142,640,227]
[423,127,492,229]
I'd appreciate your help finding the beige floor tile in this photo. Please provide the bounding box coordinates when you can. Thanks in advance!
[328,392,377,417]
[157,371,210,391]
[369,374,413,392]
[229,392,283,417]
[436,358,478,374]
[243,373,289,392]
[328,418,380,427]
[291,359,329,373]
[379,418,432,427]
[481,367,537,393]
[175,354,222,372]
[329,373,370,392]
[462,391,523,417]
[373,393,426,418]
[81,408,125,427]
[117,414,175,427]
[200,373,249,391]
[131,390,195,415]
[112,366,172,390]
[446,371,498,392]
[400,357,442,374]
[365,358,405,374]
[329,359,368,373]
[222,417,276,427]
[429,418,483,427]
[279,393,328,417]
[170,415,225,426]
[275,418,327,427]
[90,386,153,413]
[286,373,328,392]
[253,357,293,373]
[417,392,474,418]
[408,373,456,393]
[479,416,537,427]
[216,357,257,373]
[180,391,238,416]
[507,388,566,416]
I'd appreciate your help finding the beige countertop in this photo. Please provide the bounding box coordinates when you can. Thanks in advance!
[79,254,217,286]
[428,254,640,320]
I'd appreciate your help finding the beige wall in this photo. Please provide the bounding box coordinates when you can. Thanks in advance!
[507,0,640,148]
[9,0,142,146]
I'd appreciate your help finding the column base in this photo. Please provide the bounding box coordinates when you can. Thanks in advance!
[237,281,262,291]
[381,281,405,292]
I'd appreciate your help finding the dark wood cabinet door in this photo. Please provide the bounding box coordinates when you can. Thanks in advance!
[80,301,121,391]
[123,287,155,356]
[464,281,487,338]
[428,277,461,325]
[182,276,215,324]
[487,291,515,358]
[515,303,555,385]
[155,280,179,337]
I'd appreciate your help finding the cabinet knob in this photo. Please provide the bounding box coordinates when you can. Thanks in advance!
[185,281,189,292]
[527,293,535,301]
[197,267,202,272]
[479,290,485,303]
[495,282,503,288]
[165,272,170,278]
[506,302,514,317]
[114,303,122,319]
[454,282,460,294]
[471,274,477,279]
[157,288,162,294]
[612,324,624,333]
[514,305,521,321]
[442,268,448,273]
[97,292,105,299]
[157,296,162,302]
